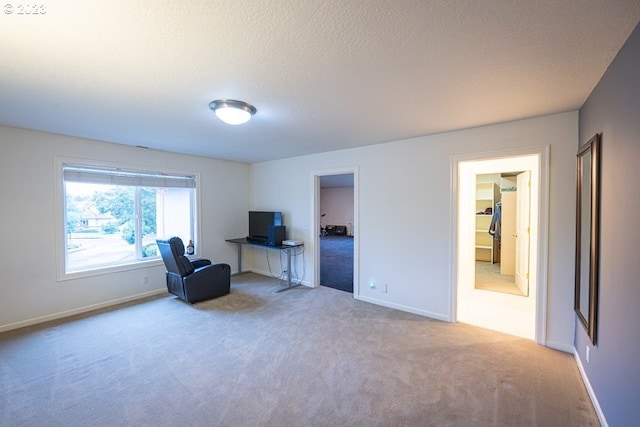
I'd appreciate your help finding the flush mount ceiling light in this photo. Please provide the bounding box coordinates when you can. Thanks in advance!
[209,99,256,125]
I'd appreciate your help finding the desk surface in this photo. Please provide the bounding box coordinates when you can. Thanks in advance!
[226,237,303,250]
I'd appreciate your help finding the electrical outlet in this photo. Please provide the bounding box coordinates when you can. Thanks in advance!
[381,283,388,293]
[142,275,149,284]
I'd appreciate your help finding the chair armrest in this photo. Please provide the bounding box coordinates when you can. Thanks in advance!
[188,263,231,283]
[191,258,212,269]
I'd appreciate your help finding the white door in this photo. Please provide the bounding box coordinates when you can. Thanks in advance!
[515,171,531,296]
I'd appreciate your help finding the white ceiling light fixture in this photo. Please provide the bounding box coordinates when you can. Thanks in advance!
[209,99,256,125]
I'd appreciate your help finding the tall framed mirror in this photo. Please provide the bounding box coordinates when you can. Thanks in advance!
[575,133,600,345]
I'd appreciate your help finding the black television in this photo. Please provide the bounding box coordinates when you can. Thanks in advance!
[247,211,285,246]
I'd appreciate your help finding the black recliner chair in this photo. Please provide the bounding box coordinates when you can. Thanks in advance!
[156,237,230,303]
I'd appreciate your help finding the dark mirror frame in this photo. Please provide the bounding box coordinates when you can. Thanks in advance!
[575,133,600,345]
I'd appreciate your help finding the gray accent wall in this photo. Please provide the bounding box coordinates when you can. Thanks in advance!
[578,22,640,426]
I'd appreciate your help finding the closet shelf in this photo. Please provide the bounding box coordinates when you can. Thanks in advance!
[475,182,500,263]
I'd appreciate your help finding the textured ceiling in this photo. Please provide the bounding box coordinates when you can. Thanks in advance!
[1,1,639,163]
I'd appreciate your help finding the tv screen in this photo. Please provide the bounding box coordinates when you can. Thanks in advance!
[248,211,282,239]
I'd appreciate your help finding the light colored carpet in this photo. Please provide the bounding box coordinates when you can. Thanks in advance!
[0,273,598,426]
[475,261,525,296]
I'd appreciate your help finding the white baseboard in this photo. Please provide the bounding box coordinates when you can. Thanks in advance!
[546,340,574,354]
[356,295,450,322]
[574,347,608,427]
[0,288,167,333]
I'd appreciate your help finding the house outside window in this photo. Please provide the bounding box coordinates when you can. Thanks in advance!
[61,163,197,275]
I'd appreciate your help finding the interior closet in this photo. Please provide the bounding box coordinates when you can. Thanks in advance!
[475,181,500,263]
[474,173,524,296]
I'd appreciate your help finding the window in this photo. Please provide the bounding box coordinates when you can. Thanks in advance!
[62,163,197,274]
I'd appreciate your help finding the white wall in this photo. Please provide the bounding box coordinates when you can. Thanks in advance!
[321,187,354,234]
[0,111,578,349]
[0,125,249,331]
[249,111,578,349]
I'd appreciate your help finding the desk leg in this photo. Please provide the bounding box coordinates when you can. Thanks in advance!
[287,248,292,287]
[277,247,301,293]
[231,243,247,276]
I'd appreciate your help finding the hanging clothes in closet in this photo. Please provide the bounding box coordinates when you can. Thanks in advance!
[488,201,501,241]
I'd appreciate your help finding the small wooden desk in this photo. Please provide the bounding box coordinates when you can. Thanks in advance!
[226,238,303,292]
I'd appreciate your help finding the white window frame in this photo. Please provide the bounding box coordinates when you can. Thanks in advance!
[55,157,201,281]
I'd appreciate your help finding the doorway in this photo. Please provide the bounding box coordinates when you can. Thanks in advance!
[452,148,549,344]
[474,171,530,297]
[319,174,354,292]
[312,167,359,296]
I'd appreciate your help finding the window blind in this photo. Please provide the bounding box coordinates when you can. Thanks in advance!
[63,164,196,188]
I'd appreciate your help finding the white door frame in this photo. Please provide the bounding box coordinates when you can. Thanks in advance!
[449,146,550,345]
[311,166,359,296]
[515,171,532,296]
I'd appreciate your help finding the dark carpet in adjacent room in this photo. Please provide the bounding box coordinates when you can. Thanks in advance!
[320,235,354,293]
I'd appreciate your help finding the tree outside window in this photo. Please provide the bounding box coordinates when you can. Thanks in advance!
[63,164,196,273]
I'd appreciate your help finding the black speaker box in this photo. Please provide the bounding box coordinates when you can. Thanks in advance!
[268,225,286,246]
